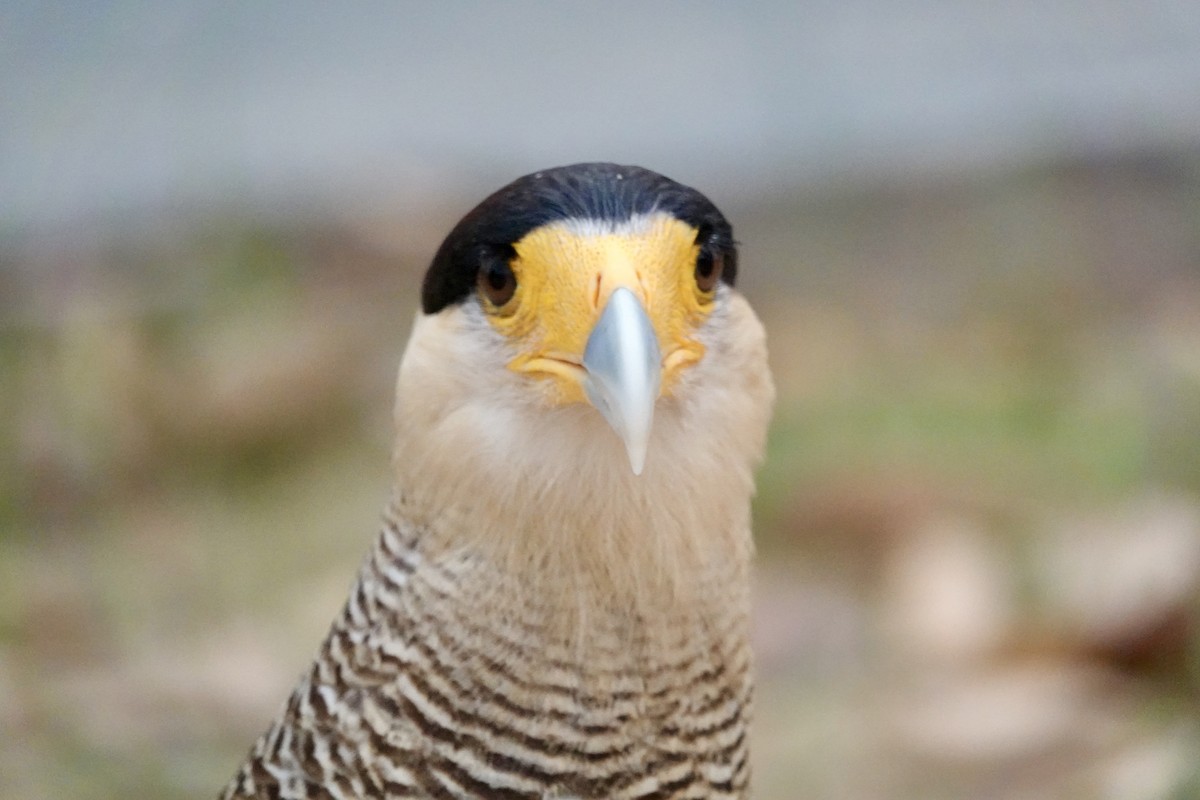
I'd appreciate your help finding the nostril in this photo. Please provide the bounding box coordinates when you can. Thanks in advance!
[591,272,603,309]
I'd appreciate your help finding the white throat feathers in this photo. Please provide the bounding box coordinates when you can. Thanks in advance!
[391,289,773,635]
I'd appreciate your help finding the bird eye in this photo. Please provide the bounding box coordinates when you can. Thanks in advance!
[477,251,517,307]
[695,249,724,294]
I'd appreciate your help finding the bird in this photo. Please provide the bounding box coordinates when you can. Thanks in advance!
[220,162,774,799]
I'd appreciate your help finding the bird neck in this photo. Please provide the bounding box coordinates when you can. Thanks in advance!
[388,303,770,634]
[389,420,754,633]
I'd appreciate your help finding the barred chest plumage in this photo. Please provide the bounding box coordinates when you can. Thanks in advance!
[222,496,753,800]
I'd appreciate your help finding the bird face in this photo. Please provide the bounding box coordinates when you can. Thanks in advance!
[484,213,715,396]
[417,163,745,476]
[477,213,724,473]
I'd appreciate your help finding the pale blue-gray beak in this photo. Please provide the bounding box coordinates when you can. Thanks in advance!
[582,287,662,475]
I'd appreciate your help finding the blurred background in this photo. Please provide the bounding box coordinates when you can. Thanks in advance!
[4,2,1200,798]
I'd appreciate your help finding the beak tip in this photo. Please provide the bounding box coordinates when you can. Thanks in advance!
[627,445,647,476]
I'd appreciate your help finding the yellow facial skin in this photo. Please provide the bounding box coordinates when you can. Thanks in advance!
[480,213,717,405]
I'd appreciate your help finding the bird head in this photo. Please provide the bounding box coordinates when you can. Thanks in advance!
[417,163,743,476]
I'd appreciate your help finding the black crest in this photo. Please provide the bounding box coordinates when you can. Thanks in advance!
[421,163,738,314]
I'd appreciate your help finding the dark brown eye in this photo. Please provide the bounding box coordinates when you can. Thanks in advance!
[477,251,517,307]
[695,249,724,294]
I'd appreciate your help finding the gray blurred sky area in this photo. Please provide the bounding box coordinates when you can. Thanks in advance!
[3,1,1200,233]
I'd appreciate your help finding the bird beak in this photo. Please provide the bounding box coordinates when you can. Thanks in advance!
[582,287,662,475]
